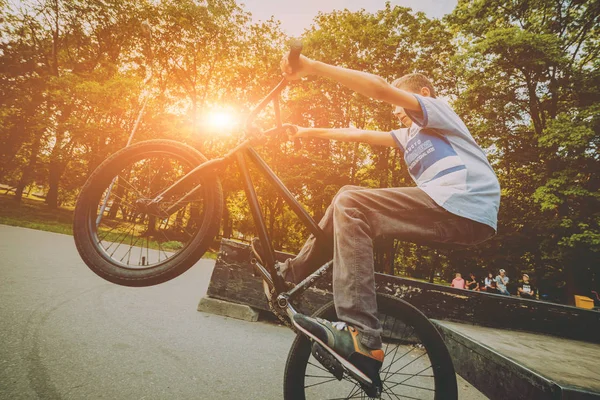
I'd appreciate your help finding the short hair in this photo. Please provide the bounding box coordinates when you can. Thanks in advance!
[392,73,437,98]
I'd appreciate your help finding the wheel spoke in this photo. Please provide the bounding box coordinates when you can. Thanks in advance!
[382,381,424,400]
[394,351,428,375]
[384,380,434,392]
[107,190,138,211]
[384,363,432,393]
[382,344,419,379]
[147,157,166,196]
[382,320,411,380]
[120,230,141,264]
[116,174,146,199]
[305,374,339,379]
[382,381,404,400]
[385,369,434,378]
[345,383,362,399]
[97,222,123,243]
[109,222,138,258]
[304,377,340,389]
[101,220,135,251]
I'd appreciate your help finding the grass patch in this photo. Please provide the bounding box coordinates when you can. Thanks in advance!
[0,193,218,259]
[0,194,74,235]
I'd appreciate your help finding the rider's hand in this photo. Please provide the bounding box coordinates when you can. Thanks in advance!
[288,125,311,139]
[281,54,314,80]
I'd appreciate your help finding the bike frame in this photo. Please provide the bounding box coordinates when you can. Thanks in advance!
[147,78,332,307]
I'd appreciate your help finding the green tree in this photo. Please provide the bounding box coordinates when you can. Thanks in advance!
[447,0,600,301]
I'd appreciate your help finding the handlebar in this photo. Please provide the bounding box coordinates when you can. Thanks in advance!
[244,41,303,134]
[288,40,303,75]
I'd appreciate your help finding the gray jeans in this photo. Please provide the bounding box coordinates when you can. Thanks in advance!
[280,186,494,349]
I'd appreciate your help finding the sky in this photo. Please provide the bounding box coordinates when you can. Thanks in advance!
[241,0,458,36]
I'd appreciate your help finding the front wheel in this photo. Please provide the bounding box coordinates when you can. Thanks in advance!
[284,294,458,400]
[73,139,223,287]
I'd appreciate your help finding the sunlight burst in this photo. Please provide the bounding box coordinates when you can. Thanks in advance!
[205,110,238,132]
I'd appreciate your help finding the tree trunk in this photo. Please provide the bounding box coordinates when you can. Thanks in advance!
[373,236,395,275]
[524,75,544,136]
[45,101,73,209]
[222,205,232,238]
[565,267,575,306]
[45,160,66,208]
[429,251,438,283]
[14,134,42,202]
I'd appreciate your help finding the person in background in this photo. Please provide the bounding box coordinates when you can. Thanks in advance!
[466,272,479,291]
[483,271,497,293]
[451,273,466,289]
[495,269,510,296]
[517,273,536,299]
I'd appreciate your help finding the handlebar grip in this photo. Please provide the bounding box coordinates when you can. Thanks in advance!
[282,124,298,136]
[288,40,303,74]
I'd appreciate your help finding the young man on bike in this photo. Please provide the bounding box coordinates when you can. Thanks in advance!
[261,54,501,387]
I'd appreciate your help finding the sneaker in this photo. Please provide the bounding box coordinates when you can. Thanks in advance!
[292,314,384,389]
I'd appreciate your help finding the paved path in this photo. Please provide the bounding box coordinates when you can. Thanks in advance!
[0,225,486,399]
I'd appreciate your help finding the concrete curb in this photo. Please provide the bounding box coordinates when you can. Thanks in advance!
[197,296,260,322]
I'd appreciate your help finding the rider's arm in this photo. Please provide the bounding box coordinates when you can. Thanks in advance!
[293,127,396,147]
[311,61,421,112]
[282,55,422,113]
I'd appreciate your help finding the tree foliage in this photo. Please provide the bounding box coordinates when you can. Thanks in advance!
[447,0,600,301]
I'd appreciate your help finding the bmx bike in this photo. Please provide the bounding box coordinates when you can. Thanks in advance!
[73,44,458,399]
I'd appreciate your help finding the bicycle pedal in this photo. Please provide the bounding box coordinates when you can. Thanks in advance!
[311,342,344,381]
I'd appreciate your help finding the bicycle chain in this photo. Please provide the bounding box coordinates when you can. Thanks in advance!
[265,284,297,332]
[266,282,298,333]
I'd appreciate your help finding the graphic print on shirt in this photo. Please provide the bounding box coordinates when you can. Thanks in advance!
[403,130,467,202]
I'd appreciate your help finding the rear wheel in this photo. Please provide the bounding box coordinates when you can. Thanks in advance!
[73,139,223,287]
[284,294,458,399]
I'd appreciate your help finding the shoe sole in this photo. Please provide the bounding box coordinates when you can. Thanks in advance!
[292,319,374,386]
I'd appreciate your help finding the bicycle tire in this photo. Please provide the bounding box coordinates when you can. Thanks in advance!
[73,139,223,287]
[283,294,458,400]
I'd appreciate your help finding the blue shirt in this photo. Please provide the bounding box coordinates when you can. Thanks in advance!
[390,94,500,230]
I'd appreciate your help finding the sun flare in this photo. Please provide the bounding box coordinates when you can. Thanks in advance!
[205,110,238,131]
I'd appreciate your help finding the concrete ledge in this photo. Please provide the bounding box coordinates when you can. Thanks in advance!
[197,296,260,322]
[433,320,600,399]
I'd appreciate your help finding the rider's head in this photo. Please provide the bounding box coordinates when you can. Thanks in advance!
[393,73,436,98]
[391,73,436,128]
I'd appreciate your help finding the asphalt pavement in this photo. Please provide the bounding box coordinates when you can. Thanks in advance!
[0,225,487,399]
